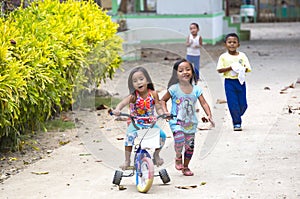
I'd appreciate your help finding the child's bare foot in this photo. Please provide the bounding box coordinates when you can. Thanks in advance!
[119,160,130,170]
[153,151,164,166]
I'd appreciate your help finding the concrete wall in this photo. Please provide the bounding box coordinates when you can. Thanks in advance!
[118,12,225,45]
[157,0,222,14]
[112,1,239,45]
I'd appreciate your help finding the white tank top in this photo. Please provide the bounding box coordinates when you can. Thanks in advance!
[187,34,200,56]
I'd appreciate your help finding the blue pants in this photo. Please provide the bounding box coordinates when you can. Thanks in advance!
[186,55,200,81]
[224,79,248,125]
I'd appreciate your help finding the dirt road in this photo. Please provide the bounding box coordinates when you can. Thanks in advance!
[1,22,300,199]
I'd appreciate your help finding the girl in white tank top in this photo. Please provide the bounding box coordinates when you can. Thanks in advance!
[186,23,203,82]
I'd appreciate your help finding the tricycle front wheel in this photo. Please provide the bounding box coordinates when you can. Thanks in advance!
[136,157,154,193]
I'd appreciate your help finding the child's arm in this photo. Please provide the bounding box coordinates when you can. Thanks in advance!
[160,91,171,115]
[199,36,203,47]
[112,94,132,115]
[243,54,252,73]
[198,95,215,127]
[186,35,192,47]
[217,66,232,74]
[151,91,164,115]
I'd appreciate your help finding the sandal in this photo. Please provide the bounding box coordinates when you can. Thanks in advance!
[175,157,184,170]
[182,167,194,176]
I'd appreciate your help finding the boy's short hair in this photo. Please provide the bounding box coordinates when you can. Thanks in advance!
[224,33,240,43]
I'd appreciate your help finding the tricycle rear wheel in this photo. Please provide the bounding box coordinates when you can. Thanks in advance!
[112,170,123,185]
[159,169,171,184]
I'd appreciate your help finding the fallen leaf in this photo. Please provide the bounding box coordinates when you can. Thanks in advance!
[175,185,197,189]
[116,137,124,140]
[198,127,211,130]
[96,104,108,110]
[79,153,91,156]
[61,115,72,122]
[231,173,245,176]
[31,171,49,175]
[201,117,209,123]
[200,182,207,186]
[59,140,70,146]
[118,185,127,190]
[8,157,17,161]
[23,160,30,165]
[115,117,128,121]
[281,83,295,91]
[47,150,53,154]
[216,99,227,104]
[32,146,40,151]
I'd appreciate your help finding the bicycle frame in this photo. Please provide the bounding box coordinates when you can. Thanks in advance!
[110,110,173,193]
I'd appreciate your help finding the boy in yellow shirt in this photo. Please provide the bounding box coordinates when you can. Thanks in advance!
[217,33,252,131]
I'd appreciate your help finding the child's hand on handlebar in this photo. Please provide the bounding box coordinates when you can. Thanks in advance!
[112,109,121,116]
[108,108,121,116]
[163,112,174,121]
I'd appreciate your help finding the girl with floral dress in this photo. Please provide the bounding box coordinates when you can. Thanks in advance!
[112,67,166,170]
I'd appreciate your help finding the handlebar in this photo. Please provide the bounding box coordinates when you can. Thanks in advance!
[108,109,176,130]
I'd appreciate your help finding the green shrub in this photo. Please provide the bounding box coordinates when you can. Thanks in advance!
[0,0,123,151]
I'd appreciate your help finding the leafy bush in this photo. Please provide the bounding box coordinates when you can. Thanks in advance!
[0,0,123,150]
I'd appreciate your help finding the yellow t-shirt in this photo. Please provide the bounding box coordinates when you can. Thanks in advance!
[217,51,252,79]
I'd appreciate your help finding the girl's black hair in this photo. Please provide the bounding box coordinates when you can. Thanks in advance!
[224,33,240,43]
[190,22,199,30]
[167,58,197,88]
[127,66,155,95]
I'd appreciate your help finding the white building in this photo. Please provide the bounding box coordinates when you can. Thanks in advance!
[110,0,240,45]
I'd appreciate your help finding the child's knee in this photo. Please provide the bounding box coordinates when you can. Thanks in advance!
[173,131,184,144]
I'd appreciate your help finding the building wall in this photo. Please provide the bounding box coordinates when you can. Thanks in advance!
[157,0,222,15]
[112,0,239,45]
[115,12,226,45]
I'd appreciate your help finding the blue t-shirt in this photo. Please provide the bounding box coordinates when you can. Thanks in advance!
[168,83,203,134]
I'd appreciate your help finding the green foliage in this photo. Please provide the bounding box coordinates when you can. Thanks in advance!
[76,96,122,109]
[0,0,123,151]
[44,119,75,132]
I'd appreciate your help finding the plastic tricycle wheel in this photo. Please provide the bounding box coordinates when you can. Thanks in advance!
[112,170,123,185]
[159,169,171,184]
[136,157,154,193]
